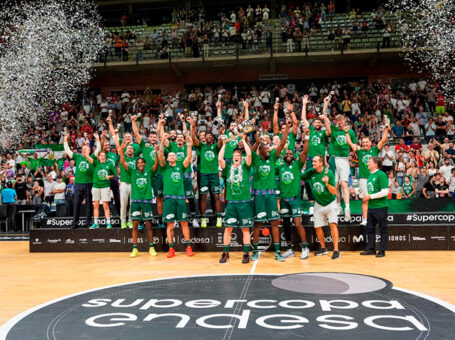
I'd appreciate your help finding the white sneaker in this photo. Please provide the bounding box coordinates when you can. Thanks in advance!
[192,218,200,228]
[344,208,351,222]
[360,219,367,226]
[283,248,295,258]
[308,206,314,216]
[300,248,310,260]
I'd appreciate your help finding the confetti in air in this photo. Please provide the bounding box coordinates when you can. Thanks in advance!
[389,0,455,94]
[0,0,104,150]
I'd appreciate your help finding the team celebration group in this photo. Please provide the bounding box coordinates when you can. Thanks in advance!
[63,94,390,263]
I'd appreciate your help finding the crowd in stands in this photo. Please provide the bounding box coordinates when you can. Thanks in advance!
[100,2,398,62]
[1,78,455,232]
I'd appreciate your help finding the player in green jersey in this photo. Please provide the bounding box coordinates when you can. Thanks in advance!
[191,118,223,228]
[360,157,390,257]
[345,124,389,226]
[83,152,115,230]
[132,116,166,228]
[328,114,357,222]
[100,130,121,217]
[119,140,159,258]
[218,134,253,264]
[402,175,415,198]
[301,155,340,260]
[251,121,291,262]
[159,133,194,258]
[278,128,310,260]
[63,132,101,229]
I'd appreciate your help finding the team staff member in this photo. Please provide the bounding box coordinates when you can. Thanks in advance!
[251,121,290,262]
[218,134,253,264]
[328,114,357,222]
[1,182,17,232]
[63,132,101,229]
[345,124,389,226]
[84,151,116,230]
[119,140,159,258]
[278,128,310,259]
[360,157,389,258]
[159,132,194,258]
[301,155,340,259]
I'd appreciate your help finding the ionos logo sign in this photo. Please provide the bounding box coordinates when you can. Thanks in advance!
[1,273,454,339]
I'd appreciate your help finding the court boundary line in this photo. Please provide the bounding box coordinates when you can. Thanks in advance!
[1,272,455,339]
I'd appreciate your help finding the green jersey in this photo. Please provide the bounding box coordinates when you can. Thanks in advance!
[120,155,137,183]
[224,135,242,159]
[278,132,296,151]
[105,152,119,169]
[308,126,328,158]
[119,139,142,157]
[223,162,251,201]
[129,168,155,200]
[301,167,336,206]
[403,182,414,196]
[73,154,96,184]
[356,146,379,179]
[28,157,41,172]
[139,140,157,171]
[367,169,389,209]
[92,160,115,188]
[161,163,187,196]
[169,143,191,174]
[198,142,219,174]
[278,158,305,199]
[252,151,278,190]
[328,125,357,157]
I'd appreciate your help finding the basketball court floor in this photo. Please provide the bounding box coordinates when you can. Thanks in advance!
[1,241,455,339]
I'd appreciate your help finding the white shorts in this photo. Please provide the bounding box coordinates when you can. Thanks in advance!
[334,156,350,183]
[92,187,111,203]
[314,200,338,228]
[359,178,368,197]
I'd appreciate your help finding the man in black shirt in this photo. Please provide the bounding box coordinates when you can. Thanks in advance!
[434,115,447,139]
[422,175,436,199]
[13,177,28,205]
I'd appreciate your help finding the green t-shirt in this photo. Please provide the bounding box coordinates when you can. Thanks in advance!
[169,143,191,174]
[308,126,328,158]
[92,160,115,189]
[28,157,40,172]
[139,140,157,172]
[278,158,305,199]
[301,167,336,206]
[120,155,137,183]
[328,125,357,157]
[278,131,296,151]
[223,162,251,201]
[119,139,142,157]
[198,142,219,174]
[224,135,242,159]
[356,146,379,179]
[403,182,414,196]
[128,168,155,200]
[367,169,389,209]
[73,154,96,184]
[252,151,278,190]
[105,151,119,169]
[161,163,187,196]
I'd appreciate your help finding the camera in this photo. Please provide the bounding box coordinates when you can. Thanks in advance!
[213,117,224,129]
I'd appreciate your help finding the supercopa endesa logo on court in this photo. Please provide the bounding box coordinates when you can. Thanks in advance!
[1,273,454,340]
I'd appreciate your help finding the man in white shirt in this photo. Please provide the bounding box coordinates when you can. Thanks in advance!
[439,158,454,183]
[44,174,56,206]
[53,176,67,215]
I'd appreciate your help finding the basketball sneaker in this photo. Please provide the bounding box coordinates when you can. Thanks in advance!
[130,248,139,258]
[127,221,133,229]
[332,251,340,260]
[219,252,229,263]
[149,246,157,257]
[138,223,144,230]
[300,248,310,259]
[89,223,99,230]
[216,217,222,228]
[192,218,200,228]
[106,224,112,230]
[315,248,328,256]
[251,251,259,261]
[201,218,207,228]
[283,248,295,258]
[186,246,194,257]
[242,253,250,264]
[167,248,176,258]
[121,222,127,229]
[274,252,285,262]
[360,219,367,226]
